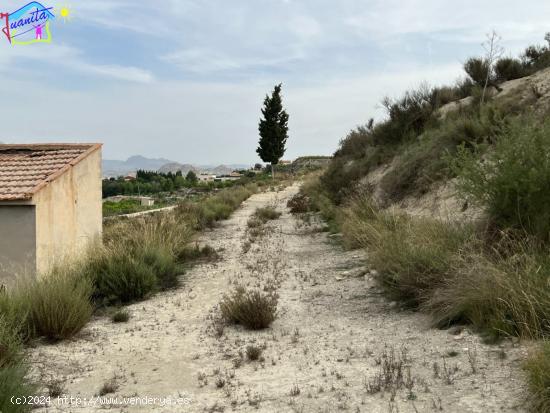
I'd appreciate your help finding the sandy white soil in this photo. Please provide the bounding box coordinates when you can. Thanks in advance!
[29,184,529,412]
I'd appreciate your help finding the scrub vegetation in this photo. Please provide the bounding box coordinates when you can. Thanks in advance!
[0,184,258,411]
[296,34,550,411]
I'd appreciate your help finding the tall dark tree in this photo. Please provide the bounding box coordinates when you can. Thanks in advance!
[257,83,289,178]
[186,170,198,184]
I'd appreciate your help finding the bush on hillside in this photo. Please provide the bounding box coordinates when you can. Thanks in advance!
[377,84,439,146]
[334,123,373,159]
[452,117,550,239]
[341,196,474,307]
[464,57,491,87]
[426,243,550,339]
[380,105,507,202]
[522,44,550,72]
[494,57,528,82]
[370,217,472,307]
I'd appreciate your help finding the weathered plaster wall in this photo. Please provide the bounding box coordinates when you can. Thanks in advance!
[0,205,36,284]
[34,148,102,275]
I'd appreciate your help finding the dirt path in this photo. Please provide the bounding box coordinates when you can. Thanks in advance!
[30,184,529,412]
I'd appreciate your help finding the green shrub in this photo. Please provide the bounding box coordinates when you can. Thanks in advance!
[380,105,507,202]
[0,318,23,369]
[0,290,32,342]
[452,117,550,239]
[142,247,180,290]
[0,363,35,413]
[220,287,278,330]
[0,319,35,413]
[27,270,93,340]
[320,156,374,204]
[0,270,93,341]
[88,248,157,305]
[322,84,443,204]
[342,197,473,307]
[525,342,550,413]
[177,243,218,262]
[300,177,341,232]
[464,57,491,87]
[104,213,192,260]
[372,218,472,307]
[377,85,440,145]
[426,241,550,339]
[494,57,527,82]
[178,185,257,229]
[111,309,130,323]
[334,123,373,159]
[523,44,550,72]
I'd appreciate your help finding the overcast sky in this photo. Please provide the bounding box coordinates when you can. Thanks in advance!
[1,0,549,164]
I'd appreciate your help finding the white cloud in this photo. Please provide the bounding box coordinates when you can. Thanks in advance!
[77,63,154,83]
[0,43,154,83]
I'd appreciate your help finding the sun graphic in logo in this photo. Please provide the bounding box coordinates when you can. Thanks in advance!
[58,5,72,22]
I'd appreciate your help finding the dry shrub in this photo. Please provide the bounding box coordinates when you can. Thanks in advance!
[27,269,93,341]
[426,243,550,339]
[177,184,258,229]
[0,268,93,342]
[246,345,263,361]
[341,196,473,306]
[111,309,130,323]
[287,193,312,213]
[220,287,278,330]
[253,206,281,222]
[247,216,264,229]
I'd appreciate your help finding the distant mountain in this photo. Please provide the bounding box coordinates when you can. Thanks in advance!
[158,163,198,175]
[103,155,174,176]
[102,155,251,178]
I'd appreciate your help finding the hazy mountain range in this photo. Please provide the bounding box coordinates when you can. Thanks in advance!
[103,155,251,177]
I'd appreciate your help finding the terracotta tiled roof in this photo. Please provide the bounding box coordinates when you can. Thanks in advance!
[0,143,101,201]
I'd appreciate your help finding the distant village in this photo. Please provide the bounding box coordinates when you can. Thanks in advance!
[101,162,288,213]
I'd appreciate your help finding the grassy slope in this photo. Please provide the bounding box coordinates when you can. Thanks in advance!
[300,38,550,412]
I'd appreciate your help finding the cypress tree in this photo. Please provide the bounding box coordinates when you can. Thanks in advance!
[257,83,289,178]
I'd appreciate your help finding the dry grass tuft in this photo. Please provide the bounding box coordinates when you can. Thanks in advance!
[220,287,278,330]
[253,206,281,222]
